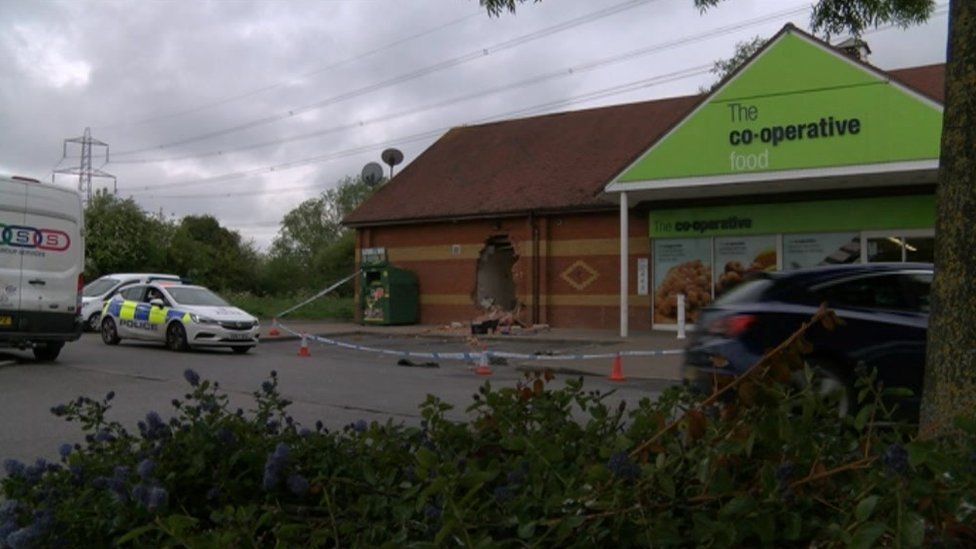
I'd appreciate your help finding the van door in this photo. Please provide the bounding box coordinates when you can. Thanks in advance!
[21,183,83,329]
[0,179,27,317]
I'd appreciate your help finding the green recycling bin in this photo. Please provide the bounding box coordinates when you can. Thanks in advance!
[360,264,419,325]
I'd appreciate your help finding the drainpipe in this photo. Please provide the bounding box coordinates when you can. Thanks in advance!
[620,192,629,338]
[530,212,540,324]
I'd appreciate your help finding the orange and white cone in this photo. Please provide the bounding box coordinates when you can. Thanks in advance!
[298,334,311,357]
[608,353,625,381]
[268,318,280,337]
[474,349,492,376]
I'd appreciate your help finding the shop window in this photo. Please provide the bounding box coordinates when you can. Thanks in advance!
[714,236,777,296]
[653,239,712,324]
[783,233,860,270]
[867,236,905,262]
[905,237,934,263]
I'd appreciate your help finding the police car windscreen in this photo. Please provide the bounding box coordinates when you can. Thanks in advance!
[83,278,120,297]
[167,287,229,306]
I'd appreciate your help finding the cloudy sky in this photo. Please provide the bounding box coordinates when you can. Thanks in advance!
[0,0,949,250]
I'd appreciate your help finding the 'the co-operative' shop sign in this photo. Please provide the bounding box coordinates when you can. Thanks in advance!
[615,29,942,183]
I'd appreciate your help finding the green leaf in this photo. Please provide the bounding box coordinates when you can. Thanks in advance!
[517,521,537,539]
[900,512,925,547]
[161,515,199,536]
[882,387,914,398]
[719,496,755,518]
[906,441,933,467]
[855,495,879,522]
[658,475,676,498]
[850,522,887,549]
[115,524,156,545]
[953,415,976,434]
[415,447,436,469]
[854,404,874,431]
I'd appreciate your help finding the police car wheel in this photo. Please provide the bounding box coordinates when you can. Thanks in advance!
[86,313,101,332]
[166,323,189,352]
[101,317,121,345]
[231,346,253,354]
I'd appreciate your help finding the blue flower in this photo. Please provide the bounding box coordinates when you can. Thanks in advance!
[266,420,280,434]
[94,429,114,443]
[353,419,368,433]
[0,500,19,520]
[183,369,200,387]
[315,420,324,432]
[423,504,441,520]
[6,525,38,549]
[262,443,291,491]
[883,444,909,476]
[493,485,513,504]
[206,487,220,500]
[607,451,640,481]
[49,405,68,417]
[3,459,24,478]
[58,443,72,460]
[141,411,168,440]
[146,487,168,511]
[287,473,309,497]
[0,521,17,544]
[272,443,290,461]
[298,427,312,437]
[105,391,115,401]
[113,465,130,479]
[131,484,149,507]
[137,459,155,480]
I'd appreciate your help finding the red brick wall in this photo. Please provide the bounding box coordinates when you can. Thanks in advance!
[355,210,652,331]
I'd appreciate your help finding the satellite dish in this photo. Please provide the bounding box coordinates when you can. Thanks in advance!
[361,162,383,186]
[381,148,404,167]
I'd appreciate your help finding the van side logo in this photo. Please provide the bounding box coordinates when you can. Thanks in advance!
[0,224,71,252]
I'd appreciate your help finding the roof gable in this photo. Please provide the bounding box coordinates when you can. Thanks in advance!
[610,26,944,188]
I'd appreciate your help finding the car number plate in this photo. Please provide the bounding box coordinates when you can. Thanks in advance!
[228,333,251,340]
[0,316,11,327]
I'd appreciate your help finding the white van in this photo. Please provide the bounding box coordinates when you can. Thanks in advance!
[81,273,181,331]
[0,175,85,360]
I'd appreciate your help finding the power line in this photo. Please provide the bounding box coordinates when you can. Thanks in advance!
[111,5,808,165]
[92,11,483,131]
[111,0,661,156]
[123,64,711,198]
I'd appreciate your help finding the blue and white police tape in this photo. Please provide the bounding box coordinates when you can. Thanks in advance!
[277,323,684,362]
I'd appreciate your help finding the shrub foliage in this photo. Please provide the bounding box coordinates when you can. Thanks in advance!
[2,309,974,546]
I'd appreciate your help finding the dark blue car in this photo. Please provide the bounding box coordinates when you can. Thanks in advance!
[682,263,932,415]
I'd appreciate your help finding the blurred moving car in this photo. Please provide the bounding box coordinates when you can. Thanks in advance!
[682,263,932,415]
[81,273,182,331]
[100,282,259,353]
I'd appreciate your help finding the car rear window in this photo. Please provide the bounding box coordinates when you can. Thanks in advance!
[83,278,119,297]
[713,278,774,305]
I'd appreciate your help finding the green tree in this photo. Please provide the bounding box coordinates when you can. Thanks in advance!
[703,36,767,91]
[168,215,259,292]
[268,175,379,291]
[83,190,172,281]
[478,0,973,435]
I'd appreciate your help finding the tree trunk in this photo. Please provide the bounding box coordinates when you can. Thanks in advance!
[920,0,976,434]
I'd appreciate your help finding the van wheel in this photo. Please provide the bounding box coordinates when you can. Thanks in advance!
[33,342,63,362]
[87,313,101,332]
[101,317,121,345]
[167,323,189,352]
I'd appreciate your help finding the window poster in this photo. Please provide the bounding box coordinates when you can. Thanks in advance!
[714,236,778,296]
[653,239,712,325]
[783,233,859,269]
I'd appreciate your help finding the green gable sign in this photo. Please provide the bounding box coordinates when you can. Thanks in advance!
[615,30,942,184]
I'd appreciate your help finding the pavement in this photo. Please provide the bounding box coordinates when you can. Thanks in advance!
[258,318,688,382]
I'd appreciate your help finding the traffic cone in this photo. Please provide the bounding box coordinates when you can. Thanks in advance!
[474,349,492,376]
[268,318,280,337]
[298,334,311,357]
[608,353,625,381]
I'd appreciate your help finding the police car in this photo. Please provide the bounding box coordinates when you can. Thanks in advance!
[100,282,259,353]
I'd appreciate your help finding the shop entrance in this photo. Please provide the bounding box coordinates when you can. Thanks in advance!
[863,230,935,263]
[474,236,518,310]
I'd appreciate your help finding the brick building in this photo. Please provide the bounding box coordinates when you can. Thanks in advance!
[345,25,945,334]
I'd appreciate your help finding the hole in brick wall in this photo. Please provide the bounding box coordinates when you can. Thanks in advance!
[474,235,517,310]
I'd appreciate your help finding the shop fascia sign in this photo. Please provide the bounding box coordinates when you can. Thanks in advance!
[607,27,943,189]
[649,195,934,238]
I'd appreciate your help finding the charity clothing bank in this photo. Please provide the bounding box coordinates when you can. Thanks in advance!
[343,24,945,335]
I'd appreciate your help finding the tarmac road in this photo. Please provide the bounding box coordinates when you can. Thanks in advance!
[0,331,678,465]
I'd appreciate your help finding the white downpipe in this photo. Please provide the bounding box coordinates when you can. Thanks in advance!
[677,294,686,339]
[620,192,629,338]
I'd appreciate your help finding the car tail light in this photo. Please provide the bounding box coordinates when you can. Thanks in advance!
[709,314,757,337]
